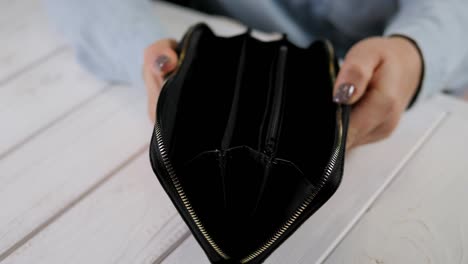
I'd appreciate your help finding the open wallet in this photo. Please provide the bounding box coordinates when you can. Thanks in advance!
[149,23,350,264]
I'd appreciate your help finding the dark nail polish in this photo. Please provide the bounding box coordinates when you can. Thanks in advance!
[155,55,170,72]
[333,83,356,104]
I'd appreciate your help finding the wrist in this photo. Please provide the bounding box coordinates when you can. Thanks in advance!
[388,35,424,108]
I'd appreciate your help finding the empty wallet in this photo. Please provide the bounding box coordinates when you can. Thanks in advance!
[149,23,350,264]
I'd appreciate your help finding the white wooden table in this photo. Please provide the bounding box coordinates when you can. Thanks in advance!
[1,1,468,264]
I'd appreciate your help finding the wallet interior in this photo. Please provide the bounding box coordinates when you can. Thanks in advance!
[153,25,341,263]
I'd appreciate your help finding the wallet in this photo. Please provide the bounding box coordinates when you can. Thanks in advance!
[149,23,350,264]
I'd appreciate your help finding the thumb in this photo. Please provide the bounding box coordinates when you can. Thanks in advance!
[144,39,179,87]
[333,38,383,105]
[143,39,179,123]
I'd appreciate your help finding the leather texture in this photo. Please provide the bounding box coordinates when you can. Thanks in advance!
[149,23,350,264]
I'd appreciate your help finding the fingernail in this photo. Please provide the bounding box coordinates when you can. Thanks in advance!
[154,55,170,73]
[333,83,356,104]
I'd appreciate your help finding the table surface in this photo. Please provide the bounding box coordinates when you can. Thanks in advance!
[1,1,468,264]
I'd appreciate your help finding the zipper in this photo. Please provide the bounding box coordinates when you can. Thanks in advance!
[252,45,288,216]
[220,32,249,212]
[154,124,230,260]
[221,31,249,150]
[239,40,343,263]
[264,45,288,156]
[155,25,231,260]
[155,26,343,262]
[240,112,342,262]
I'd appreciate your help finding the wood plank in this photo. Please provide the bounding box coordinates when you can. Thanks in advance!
[162,99,448,264]
[0,85,152,259]
[0,50,106,158]
[1,153,189,264]
[433,94,468,118]
[325,110,468,264]
[0,0,65,83]
[279,105,447,264]
[0,0,257,160]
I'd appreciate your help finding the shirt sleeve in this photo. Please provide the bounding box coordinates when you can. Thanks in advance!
[44,0,170,88]
[384,0,468,103]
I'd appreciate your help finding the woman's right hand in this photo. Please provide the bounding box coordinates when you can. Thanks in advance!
[143,39,179,123]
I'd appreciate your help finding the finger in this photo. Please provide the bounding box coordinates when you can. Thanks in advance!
[142,39,179,122]
[345,91,386,150]
[143,39,179,86]
[353,65,402,148]
[333,38,384,105]
[345,65,397,149]
[143,65,159,123]
[352,114,400,147]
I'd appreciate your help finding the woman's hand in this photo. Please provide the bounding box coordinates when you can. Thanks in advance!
[143,39,179,123]
[333,36,423,150]
[143,36,422,150]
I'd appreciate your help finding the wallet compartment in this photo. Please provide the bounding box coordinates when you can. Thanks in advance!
[150,23,348,264]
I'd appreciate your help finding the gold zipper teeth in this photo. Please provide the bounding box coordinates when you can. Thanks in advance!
[322,139,341,185]
[240,142,342,263]
[156,30,342,263]
[240,41,343,264]
[155,124,230,260]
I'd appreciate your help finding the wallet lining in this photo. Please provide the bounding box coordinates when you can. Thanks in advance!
[152,24,344,263]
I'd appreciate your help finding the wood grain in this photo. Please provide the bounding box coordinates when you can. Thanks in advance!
[0,0,65,84]
[162,98,449,264]
[0,50,106,158]
[325,106,468,264]
[2,1,468,263]
[2,153,189,264]
[0,85,152,259]
[433,94,468,118]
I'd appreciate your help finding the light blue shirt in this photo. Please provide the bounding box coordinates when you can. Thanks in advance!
[218,0,468,101]
[45,0,468,102]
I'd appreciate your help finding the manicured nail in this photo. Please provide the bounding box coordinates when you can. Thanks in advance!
[154,55,170,73]
[333,83,355,104]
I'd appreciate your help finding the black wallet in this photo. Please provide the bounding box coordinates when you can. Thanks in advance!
[149,23,350,264]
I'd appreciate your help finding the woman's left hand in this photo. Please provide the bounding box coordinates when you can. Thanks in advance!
[333,36,423,150]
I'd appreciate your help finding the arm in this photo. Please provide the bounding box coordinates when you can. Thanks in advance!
[333,0,468,149]
[384,0,468,102]
[44,0,170,87]
[45,0,248,122]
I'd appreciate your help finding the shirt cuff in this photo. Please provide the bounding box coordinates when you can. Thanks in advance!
[384,5,450,106]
